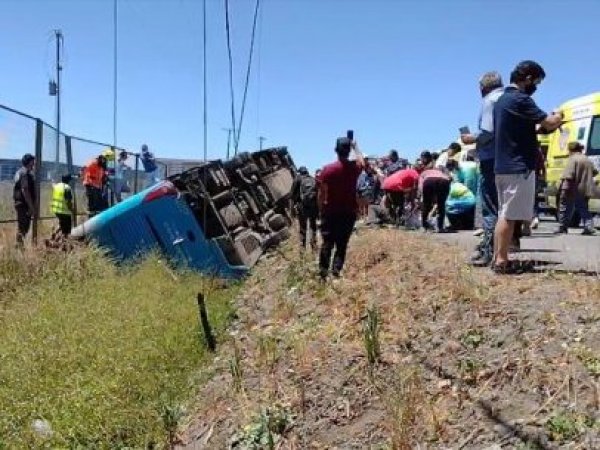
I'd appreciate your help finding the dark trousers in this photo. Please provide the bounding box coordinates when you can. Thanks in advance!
[559,190,593,230]
[479,160,498,258]
[386,191,405,226]
[56,213,72,236]
[86,185,108,218]
[447,207,476,230]
[421,178,450,230]
[15,204,32,246]
[297,204,318,248]
[319,212,356,277]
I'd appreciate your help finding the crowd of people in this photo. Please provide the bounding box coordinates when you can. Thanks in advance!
[12,59,599,278]
[11,144,159,246]
[292,60,599,278]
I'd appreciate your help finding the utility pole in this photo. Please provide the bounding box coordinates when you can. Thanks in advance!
[223,127,233,159]
[49,30,63,180]
[258,136,266,151]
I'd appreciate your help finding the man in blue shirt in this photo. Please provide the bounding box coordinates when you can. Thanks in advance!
[461,71,504,266]
[492,60,563,273]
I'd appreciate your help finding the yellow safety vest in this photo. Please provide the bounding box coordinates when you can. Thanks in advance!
[51,183,71,215]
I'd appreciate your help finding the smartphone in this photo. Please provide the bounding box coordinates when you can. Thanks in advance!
[346,129,354,141]
[459,126,470,135]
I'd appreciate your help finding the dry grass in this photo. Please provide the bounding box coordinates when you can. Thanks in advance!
[179,228,600,449]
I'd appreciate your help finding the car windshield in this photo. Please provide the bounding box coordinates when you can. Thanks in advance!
[588,116,600,156]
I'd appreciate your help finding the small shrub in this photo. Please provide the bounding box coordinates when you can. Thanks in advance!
[232,404,293,449]
[545,412,585,442]
[460,329,485,349]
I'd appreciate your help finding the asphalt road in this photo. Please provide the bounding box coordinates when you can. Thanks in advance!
[435,216,600,274]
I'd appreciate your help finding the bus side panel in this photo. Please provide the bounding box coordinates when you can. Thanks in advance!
[106,211,160,259]
[142,197,248,278]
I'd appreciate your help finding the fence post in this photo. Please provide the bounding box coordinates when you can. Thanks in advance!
[32,119,43,244]
[65,135,77,227]
[134,154,139,194]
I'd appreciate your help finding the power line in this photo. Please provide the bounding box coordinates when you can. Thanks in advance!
[113,0,118,148]
[222,127,232,159]
[203,0,208,163]
[233,0,260,155]
[255,3,263,141]
[224,0,237,156]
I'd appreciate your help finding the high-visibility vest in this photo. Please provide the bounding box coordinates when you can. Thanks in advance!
[51,182,71,215]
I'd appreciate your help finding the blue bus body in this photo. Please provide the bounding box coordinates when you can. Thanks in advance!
[72,182,248,278]
[72,147,297,279]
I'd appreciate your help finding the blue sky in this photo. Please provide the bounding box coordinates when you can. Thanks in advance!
[1,0,599,170]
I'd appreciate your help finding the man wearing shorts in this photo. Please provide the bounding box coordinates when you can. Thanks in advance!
[492,60,563,273]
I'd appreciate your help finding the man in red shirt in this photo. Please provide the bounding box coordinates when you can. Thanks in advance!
[318,137,365,279]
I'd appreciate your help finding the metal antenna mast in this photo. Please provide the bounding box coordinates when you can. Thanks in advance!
[49,30,63,179]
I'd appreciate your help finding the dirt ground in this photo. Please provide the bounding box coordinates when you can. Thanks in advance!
[179,228,599,449]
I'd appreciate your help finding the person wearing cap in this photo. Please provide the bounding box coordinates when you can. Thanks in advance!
[291,166,319,250]
[51,174,74,236]
[318,136,365,279]
[13,153,36,246]
[82,154,109,218]
[492,60,564,273]
[556,141,597,235]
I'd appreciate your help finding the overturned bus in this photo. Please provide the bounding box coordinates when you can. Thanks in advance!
[71,147,297,278]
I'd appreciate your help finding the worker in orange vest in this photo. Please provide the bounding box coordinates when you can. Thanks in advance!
[82,154,108,218]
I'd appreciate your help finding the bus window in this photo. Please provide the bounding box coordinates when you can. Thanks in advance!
[589,116,600,156]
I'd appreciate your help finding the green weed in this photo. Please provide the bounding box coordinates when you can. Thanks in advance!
[229,340,244,392]
[363,305,381,375]
[257,332,280,373]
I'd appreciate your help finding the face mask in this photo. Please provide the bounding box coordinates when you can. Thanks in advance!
[523,83,537,96]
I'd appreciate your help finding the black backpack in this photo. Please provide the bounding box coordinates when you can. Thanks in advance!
[299,175,317,206]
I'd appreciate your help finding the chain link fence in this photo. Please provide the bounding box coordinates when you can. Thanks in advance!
[0,103,166,243]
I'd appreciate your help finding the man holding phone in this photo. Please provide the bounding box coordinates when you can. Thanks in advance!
[318,131,365,280]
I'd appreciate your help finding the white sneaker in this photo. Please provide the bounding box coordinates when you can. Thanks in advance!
[473,228,484,237]
[531,217,539,229]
